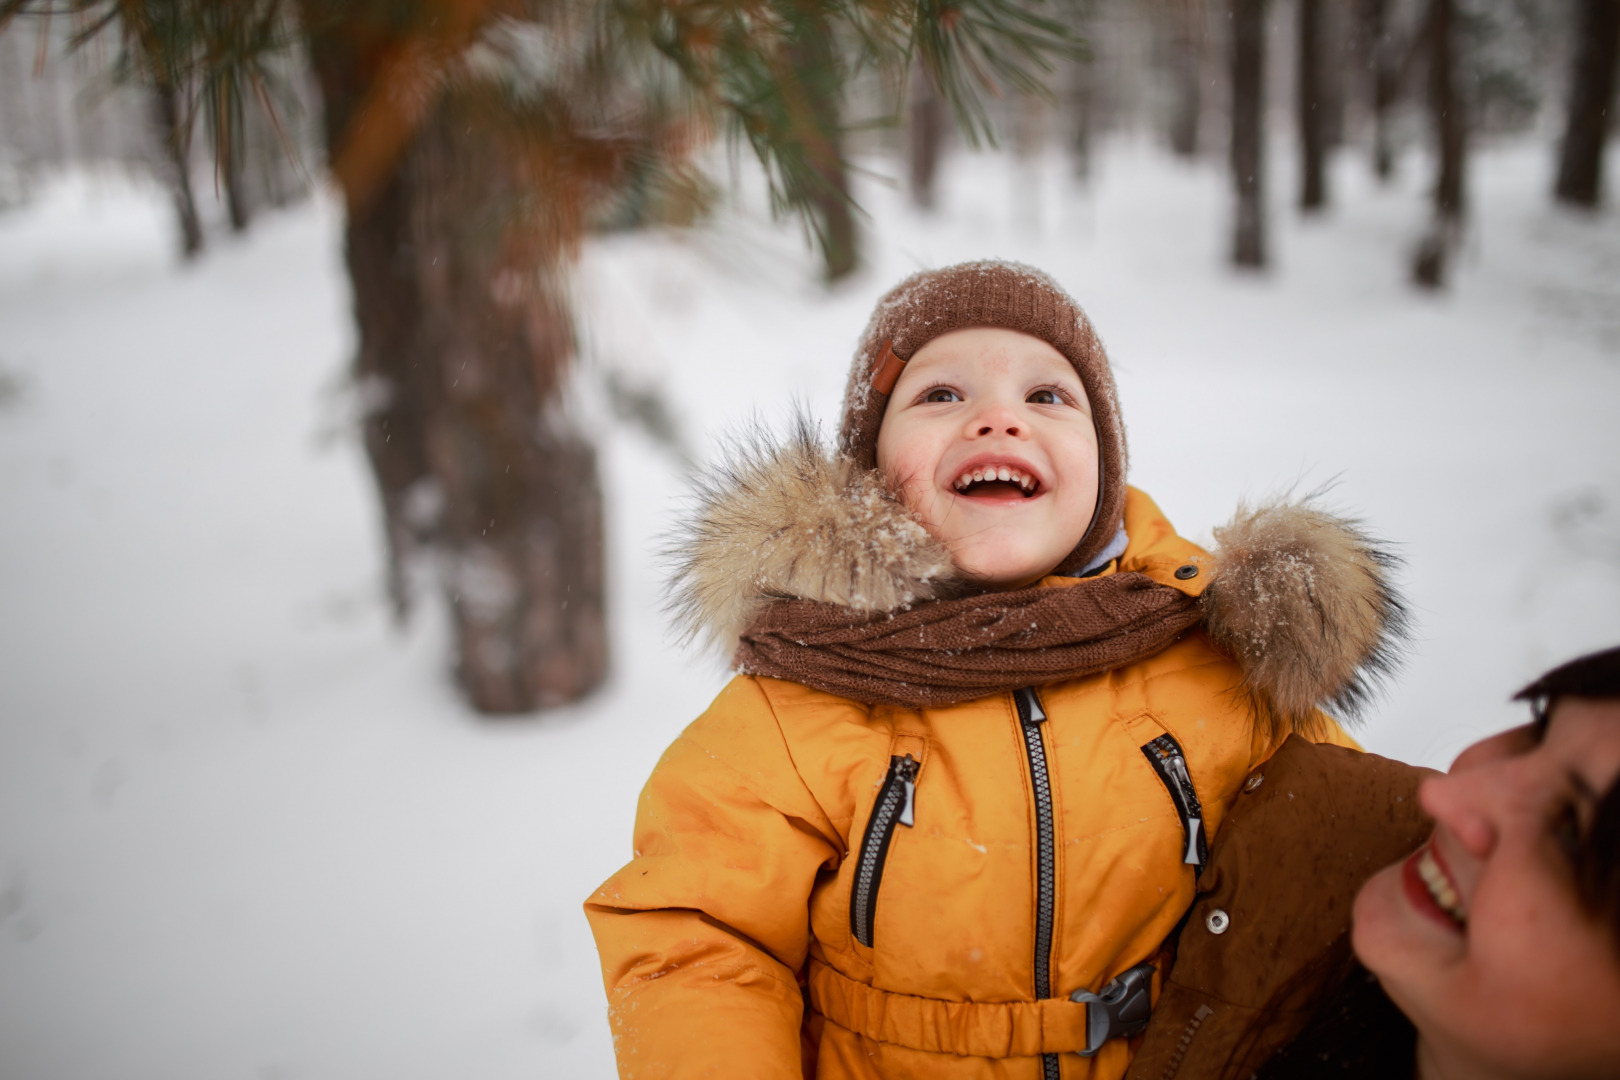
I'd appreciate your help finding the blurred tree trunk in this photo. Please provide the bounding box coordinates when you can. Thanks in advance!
[305,13,608,713]
[1166,0,1203,157]
[1360,0,1398,179]
[413,103,608,712]
[1070,49,1096,180]
[211,95,252,233]
[222,148,251,231]
[1412,0,1465,287]
[1231,0,1268,266]
[788,14,858,280]
[1298,0,1328,209]
[908,59,946,209]
[304,21,435,620]
[1554,0,1620,207]
[153,81,205,258]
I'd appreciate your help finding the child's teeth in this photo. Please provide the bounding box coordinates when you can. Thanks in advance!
[951,466,1037,492]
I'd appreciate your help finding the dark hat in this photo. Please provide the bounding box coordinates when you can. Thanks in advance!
[838,260,1128,576]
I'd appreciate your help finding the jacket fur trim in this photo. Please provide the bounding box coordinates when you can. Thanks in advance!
[666,421,1410,730]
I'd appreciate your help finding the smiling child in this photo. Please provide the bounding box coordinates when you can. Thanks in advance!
[586,261,1411,1080]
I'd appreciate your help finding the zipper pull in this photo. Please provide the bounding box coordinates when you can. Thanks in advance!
[896,755,919,827]
[1183,817,1204,866]
[1016,687,1048,725]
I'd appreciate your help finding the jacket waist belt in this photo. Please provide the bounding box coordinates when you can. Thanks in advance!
[806,957,1096,1057]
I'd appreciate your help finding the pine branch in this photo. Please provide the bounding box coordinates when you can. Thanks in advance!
[3,0,1084,273]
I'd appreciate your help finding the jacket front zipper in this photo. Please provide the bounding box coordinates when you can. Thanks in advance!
[1141,734,1207,874]
[1014,687,1060,1080]
[850,754,918,949]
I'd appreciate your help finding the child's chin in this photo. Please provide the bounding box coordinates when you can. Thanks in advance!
[953,552,1060,589]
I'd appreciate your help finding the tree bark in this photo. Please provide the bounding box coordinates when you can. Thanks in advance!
[413,101,608,713]
[1167,0,1203,158]
[304,13,608,713]
[1431,0,1465,221]
[788,16,858,281]
[1298,0,1328,209]
[222,150,251,231]
[305,23,437,620]
[1412,0,1465,288]
[1070,49,1096,180]
[908,60,946,210]
[1554,0,1620,207]
[153,81,205,259]
[1231,0,1268,266]
[1360,0,1398,179]
[212,91,252,233]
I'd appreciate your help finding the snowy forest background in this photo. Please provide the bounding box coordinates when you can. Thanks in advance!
[2,0,1619,1077]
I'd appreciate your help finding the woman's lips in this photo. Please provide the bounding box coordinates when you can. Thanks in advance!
[1401,844,1467,932]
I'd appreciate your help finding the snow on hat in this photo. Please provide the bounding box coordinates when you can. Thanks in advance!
[838,259,1128,577]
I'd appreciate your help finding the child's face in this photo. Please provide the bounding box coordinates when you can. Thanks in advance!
[875,327,1100,588]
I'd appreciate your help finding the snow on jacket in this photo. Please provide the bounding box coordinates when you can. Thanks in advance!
[585,439,1405,1080]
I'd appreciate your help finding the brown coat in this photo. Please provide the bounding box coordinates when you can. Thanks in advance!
[1124,736,1435,1080]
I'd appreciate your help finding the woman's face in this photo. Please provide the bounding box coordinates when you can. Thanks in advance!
[1353,697,1620,1078]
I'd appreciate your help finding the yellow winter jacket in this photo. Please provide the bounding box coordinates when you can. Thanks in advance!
[586,484,1390,1080]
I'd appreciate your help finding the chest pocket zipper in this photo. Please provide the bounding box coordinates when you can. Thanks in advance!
[849,754,919,948]
[1141,734,1208,874]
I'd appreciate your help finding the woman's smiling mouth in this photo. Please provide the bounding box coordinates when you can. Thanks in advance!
[1402,843,1468,930]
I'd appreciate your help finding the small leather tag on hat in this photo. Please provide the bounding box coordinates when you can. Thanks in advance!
[870,340,906,395]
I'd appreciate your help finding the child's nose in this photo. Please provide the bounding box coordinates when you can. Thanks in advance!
[969,401,1024,438]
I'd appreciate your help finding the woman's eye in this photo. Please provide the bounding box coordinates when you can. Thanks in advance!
[1028,389,1060,405]
[924,388,961,403]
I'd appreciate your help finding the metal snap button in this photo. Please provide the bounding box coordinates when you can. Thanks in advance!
[1205,908,1231,935]
[1174,564,1199,580]
[1243,774,1264,794]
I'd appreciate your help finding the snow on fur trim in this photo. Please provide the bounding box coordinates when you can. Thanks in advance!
[666,420,1411,735]
[665,412,956,655]
[1202,498,1411,738]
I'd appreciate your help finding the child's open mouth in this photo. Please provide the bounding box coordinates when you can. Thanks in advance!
[952,466,1041,500]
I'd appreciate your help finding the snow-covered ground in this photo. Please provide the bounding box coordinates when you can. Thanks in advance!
[2,138,1618,1080]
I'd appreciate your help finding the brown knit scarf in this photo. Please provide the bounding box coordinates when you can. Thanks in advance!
[733,571,1203,708]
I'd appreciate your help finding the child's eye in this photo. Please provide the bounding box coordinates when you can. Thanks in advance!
[1027,389,1061,405]
[923,387,961,403]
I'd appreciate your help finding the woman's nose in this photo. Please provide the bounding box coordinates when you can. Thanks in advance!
[1419,770,1499,859]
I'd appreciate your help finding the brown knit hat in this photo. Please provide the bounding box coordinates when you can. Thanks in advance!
[838,260,1128,577]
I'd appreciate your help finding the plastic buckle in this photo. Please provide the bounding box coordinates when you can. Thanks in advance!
[1070,961,1155,1057]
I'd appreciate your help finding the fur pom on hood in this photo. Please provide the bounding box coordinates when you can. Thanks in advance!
[667,423,1409,729]
[667,414,957,654]
[1202,498,1410,733]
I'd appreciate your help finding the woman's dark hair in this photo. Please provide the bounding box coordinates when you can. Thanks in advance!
[1514,644,1620,947]
[1514,644,1620,708]
[1252,645,1620,1080]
